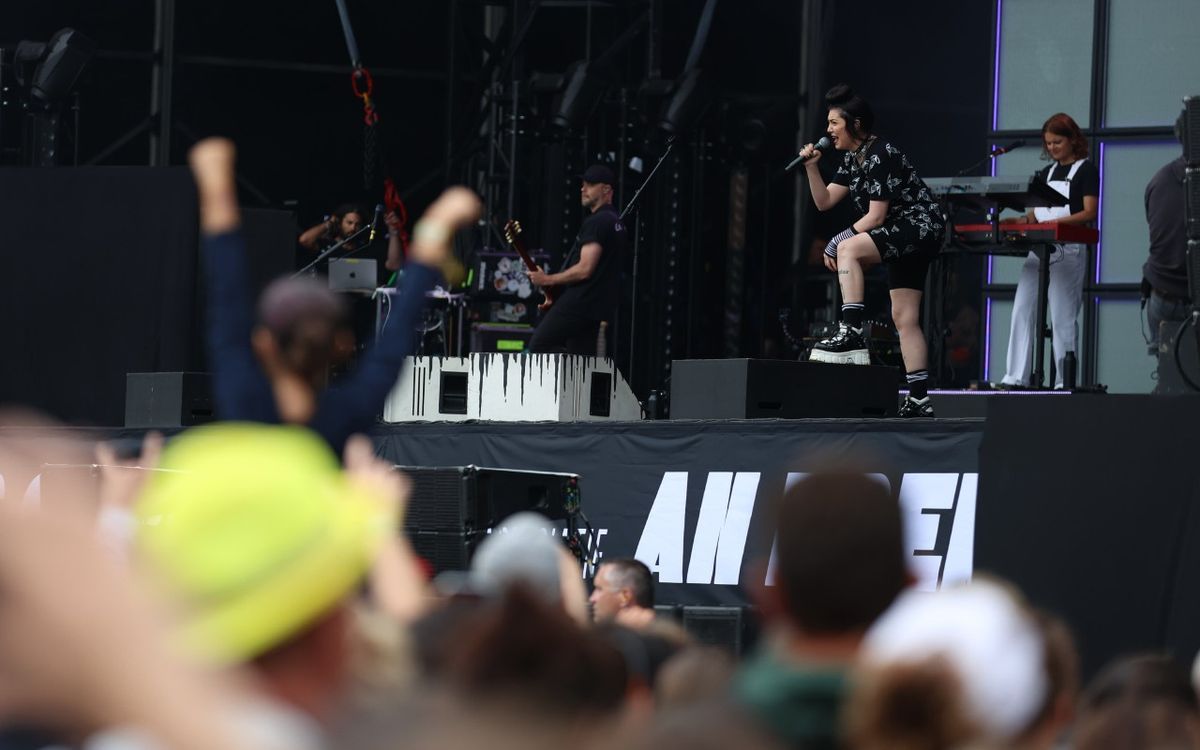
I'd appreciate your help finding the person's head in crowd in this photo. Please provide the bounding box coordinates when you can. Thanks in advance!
[134,423,395,722]
[591,558,656,627]
[1018,611,1081,749]
[846,579,1048,750]
[594,624,684,722]
[468,511,590,623]
[254,276,355,393]
[440,584,628,722]
[1074,653,1200,750]
[758,471,907,650]
[655,645,738,711]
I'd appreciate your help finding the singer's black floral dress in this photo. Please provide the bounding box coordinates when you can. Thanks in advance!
[830,138,944,263]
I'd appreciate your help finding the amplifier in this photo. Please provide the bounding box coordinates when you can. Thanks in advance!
[471,323,534,353]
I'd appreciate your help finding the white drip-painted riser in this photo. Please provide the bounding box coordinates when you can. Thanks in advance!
[383,354,641,423]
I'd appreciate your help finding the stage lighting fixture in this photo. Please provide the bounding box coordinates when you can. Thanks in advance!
[552,61,604,131]
[659,68,709,135]
[12,29,95,104]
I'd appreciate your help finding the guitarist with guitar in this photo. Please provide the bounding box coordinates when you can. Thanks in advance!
[520,164,627,355]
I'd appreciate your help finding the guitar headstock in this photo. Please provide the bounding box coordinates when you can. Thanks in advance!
[503,219,523,245]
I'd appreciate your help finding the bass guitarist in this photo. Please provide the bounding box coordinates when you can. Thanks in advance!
[527,164,627,355]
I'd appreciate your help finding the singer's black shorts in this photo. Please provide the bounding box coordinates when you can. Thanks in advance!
[863,218,943,291]
[884,249,934,291]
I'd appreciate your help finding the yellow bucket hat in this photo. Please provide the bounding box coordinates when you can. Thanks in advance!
[136,423,393,665]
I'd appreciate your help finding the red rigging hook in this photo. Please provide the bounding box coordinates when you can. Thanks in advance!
[353,68,380,125]
[350,66,374,98]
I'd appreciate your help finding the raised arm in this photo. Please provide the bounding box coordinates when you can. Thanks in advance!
[313,187,482,452]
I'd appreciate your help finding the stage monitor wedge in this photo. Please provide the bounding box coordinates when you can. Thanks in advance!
[670,359,899,419]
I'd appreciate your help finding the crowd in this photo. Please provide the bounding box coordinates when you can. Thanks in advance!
[0,419,1197,750]
[0,141,1196,750]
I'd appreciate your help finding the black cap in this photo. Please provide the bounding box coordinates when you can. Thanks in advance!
[579,164,616,186]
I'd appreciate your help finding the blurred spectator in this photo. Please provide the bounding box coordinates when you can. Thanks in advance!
[1018,611,1080,749]
[1074,653,1200,750]
[656,646,738,711]
[467,511,590,624]
[439,585,628,722]
[590,558,657,629]
[130,422,402,747]
[734,471,908,749]
[189,138,479,454]
[847,580,1048,750]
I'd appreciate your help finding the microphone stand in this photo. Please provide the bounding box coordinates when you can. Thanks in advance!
[620,137,675,399]
[293,223,375,278]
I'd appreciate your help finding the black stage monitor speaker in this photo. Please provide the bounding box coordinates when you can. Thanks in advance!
[681,606,747,655]
[399,465,582,573]
[670,359,898,419]
[124,372,213,428]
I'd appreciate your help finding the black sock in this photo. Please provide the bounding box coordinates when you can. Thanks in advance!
[906,370,929,400]
[841,303,864,329]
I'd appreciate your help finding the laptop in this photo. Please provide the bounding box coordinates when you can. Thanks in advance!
[328,258,377,292]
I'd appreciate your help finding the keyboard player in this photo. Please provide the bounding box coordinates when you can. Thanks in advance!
[997,113,1099,389]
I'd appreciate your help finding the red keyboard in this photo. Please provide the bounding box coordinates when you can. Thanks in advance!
[955,222,1099,245]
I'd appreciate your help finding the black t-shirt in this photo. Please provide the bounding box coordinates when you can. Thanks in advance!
[1142,156,1188,298]
[554,203,627,318]
[1038,159,1100,217]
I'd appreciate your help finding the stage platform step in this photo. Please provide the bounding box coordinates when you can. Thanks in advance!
[927,389,1080,419]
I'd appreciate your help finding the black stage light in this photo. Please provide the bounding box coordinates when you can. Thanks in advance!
[552,61,604,132]
[659,68,709,135]
[30,29,96,103]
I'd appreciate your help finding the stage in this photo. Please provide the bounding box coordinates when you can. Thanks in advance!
[0,392,1196,676]
[370,393,1200,677]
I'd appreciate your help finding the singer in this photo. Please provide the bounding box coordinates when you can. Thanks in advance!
[995,113,1098,389]
[798,84,945,417]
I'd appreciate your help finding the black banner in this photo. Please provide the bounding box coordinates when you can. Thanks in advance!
[374,418,984,607]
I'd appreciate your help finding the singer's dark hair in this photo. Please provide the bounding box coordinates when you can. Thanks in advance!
[825,84,874,139]
[1041,113,1089,160]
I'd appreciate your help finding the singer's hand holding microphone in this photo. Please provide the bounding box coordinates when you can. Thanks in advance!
[786,136,833,171]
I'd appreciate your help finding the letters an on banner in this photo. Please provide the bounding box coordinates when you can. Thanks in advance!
[371,420,983,607]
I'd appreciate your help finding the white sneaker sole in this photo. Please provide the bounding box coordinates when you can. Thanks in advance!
[809,348,869,365]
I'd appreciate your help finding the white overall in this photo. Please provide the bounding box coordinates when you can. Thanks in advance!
[1001,159,1088,389]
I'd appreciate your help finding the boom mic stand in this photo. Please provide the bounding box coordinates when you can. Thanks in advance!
[620,136,675,396]
[293,223,375,278]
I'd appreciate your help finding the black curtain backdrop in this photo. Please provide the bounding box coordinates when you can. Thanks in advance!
[0,167,200,425]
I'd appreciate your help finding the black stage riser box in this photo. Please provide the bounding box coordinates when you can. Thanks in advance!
[125,372,214,428]
[670,359,898,419]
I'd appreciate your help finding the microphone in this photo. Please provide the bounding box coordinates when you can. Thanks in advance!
[990,139,1025,157]
[786,136,834,171]
[367,204,384,242]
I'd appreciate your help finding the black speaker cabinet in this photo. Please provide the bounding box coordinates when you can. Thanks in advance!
[670,359,899,419]
[398,465,582,573]
[124,372,213,428]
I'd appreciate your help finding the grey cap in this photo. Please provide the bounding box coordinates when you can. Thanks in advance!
[468,512,562,603]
